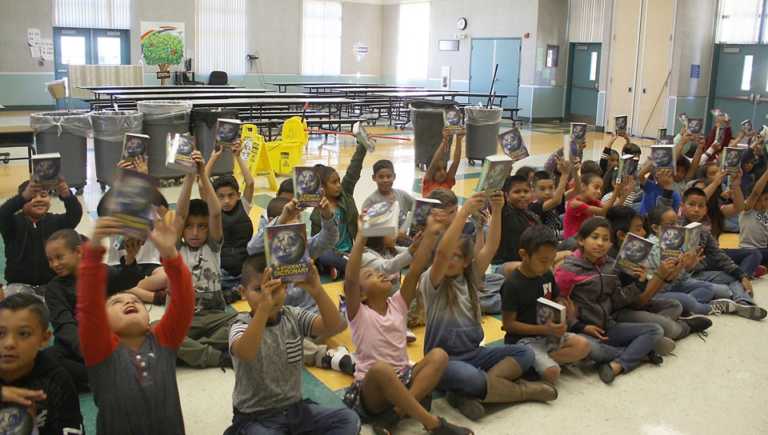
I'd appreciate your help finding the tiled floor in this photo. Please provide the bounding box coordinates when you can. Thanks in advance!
[1,113,766,435]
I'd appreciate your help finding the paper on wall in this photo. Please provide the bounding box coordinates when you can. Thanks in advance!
[40,39,54,61]
[27,28,41,46]
[30,46,41,58]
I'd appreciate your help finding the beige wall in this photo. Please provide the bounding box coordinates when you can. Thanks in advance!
[341,2,382,75]
[670,0,718,97]
[0,0,54,72]
[535,0,569,87]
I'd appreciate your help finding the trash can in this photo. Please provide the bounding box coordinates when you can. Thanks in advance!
[465,106,502,164]
[91,110,143,190]
[191,107,238,177]
[30,110,91,194]
[138,100,193,181]
[411,108,445,169]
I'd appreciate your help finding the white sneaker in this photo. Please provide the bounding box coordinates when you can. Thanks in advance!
[353,122,376,152]
[406,329,417,343]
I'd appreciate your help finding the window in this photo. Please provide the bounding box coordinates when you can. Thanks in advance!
[715,0,763,43]
[742,55,754,91]
[96,36,122,64]
[302,0,342,76]
[195,0,248,75]
[589,51,598,81]
[60,36,87,65]
[397,2,430,81]
[53,0,131,29]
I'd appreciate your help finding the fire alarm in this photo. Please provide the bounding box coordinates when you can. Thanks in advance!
[524,32,531,39]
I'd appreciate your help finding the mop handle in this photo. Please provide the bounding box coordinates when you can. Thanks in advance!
[487,64,499,108]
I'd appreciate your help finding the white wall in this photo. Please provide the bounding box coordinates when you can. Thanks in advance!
[0,0,54,73]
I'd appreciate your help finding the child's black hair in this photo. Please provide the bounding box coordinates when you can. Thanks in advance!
[502,175,529,193]
[314,164,338,186]
[606,206,639,246]
[17,180,31,195]
[428,188,458,208]
[0,293,50,330]
[580,171,602,186]
[532,170,553,185]
[519,225,558,257]
[515,166,535,180]
[365,237,395,256]
[212,175,240,193]
[577,216,612,240]
[266,197,290,220]
[278,178,294,196]
[240,254,268,288]
[373,159,394,175]
[648,205,674,227]
[622,142,642,156]
[188,199,209,219]
[676,156,691,172]
[581,160,602,177]
[683,187,707,202]
[47,229,82,250]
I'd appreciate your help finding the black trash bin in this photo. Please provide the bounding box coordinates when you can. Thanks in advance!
[191,108,238,177]
[91,110,143,190]
[29,110,91,194]
[465,106,502,164]
[138,100,193,182]
[411,108,445,169]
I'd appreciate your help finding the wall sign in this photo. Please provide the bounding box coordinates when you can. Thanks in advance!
[690,64,701,79]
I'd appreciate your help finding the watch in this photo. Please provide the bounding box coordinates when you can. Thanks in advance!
[456,17,468,31]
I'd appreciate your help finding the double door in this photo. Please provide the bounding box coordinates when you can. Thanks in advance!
[53,27,130,81]
[710,45,768,130]
[469,38,521,108]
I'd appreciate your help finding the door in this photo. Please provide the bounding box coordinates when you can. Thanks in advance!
[710,45,768,129]
[606,0,642,134]
[633,0,673,137]
[54,28,130,81]
[566,43,601,123]
[469,38,521,108]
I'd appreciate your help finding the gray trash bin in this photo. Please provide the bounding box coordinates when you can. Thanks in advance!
[30,110,91,194]
[138,100,193,181]
[411,108,446,169]
[465,106,502,164]
[191,108,238,177]
[91,110,143,190]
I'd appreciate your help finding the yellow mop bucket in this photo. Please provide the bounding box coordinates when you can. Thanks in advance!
[267,116,307,176]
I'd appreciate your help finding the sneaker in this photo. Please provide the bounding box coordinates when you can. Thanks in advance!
[709,298,736,315]
[597,363,616,384]
[734,303,768,320]
[406,329,417,343]
[321,347,355,375]
[755,265,767,278]
[431,417,473,435]
[353,121,376,152]
[653,337,676,356]
[647,351,664,365]
[680,315,713,333]
[445,392,485,421]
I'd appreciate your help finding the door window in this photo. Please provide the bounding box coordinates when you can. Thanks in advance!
[741,55,754,91]
[60,36,87,65]
[589,51,599,81]
[96,36,122,64]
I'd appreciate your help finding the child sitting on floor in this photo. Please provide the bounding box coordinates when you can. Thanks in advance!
[555,217,670,384]
[530,161,572,235]
[0,293,83,434]
[363,159,414,244]
[501,225,591,384]
[563,172,623,240]
[78,217,194,434]
[420,191,556,422]
[226,256,360,434]
[422,129,462,197]
[342,216,471,434]
[737,163,768,273]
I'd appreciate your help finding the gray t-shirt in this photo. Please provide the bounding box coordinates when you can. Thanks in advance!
[180,239,225,312]
[739,210,768,249]
[419,266,484,356]
[228,306,318,413]
[362,189,414,227]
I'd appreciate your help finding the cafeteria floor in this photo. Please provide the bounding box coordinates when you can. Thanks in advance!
[0,113,765,435]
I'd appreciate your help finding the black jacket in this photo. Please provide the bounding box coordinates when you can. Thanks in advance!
[0,193,82,286]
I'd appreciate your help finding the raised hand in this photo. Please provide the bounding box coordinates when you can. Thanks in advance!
[488,190,504,213]
[148,218,179,259]
[91,217,125,247]
[256,268,282,315]
[317,197,333,220]
[278,199,302,224]
[21,180,43,201]
[462,192,488,216]
[56,177,71,198]
[191,150,205,175]
[230,140,243,157]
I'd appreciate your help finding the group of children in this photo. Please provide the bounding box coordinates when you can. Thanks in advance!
[0,118,765,435]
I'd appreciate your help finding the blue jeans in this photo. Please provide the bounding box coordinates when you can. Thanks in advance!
[438,345,534,399]
[583,335,624,363]
[228,400,360,435]
[692,270,755,305]
[654,292,711,315]
[724,248,762,277]
[604,322,663,372]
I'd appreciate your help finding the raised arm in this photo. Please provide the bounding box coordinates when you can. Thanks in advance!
[687,137,706,180]
[544,160,572,211]
[0,183,36,235]
[425,135,450,182]
[599,134,619,174]
[746,164,768,210]
[230,269,283,362]
[703,170,726,200]
[721,171,745,217]
[476,191,504,273]
[54,179,83,229]
[305,263,344,337]
[204,145,223,181]
[400,220,440,305]
[150,220,195,349]
[341,141,367,196]
[196,151,223,243]
[430,192,486,287]
[447,133,463,180]
[77,219,122,367]
[173,173,196,238]
[343,229,367,320]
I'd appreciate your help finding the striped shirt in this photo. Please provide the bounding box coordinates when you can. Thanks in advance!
[228,307,318,413]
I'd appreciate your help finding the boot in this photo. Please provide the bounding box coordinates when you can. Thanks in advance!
[482,376,558,404]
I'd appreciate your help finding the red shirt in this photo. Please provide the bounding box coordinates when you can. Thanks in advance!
[422,176,456,197]
[563,198,602,239]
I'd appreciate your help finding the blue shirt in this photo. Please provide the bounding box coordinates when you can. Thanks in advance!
[335,207,352,252]
[640,180,681,216]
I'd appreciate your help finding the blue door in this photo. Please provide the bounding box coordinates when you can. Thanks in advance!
[54,28,130,81]
[469,38,520,108]
[709,45,768,131]
[566,43,601,123]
